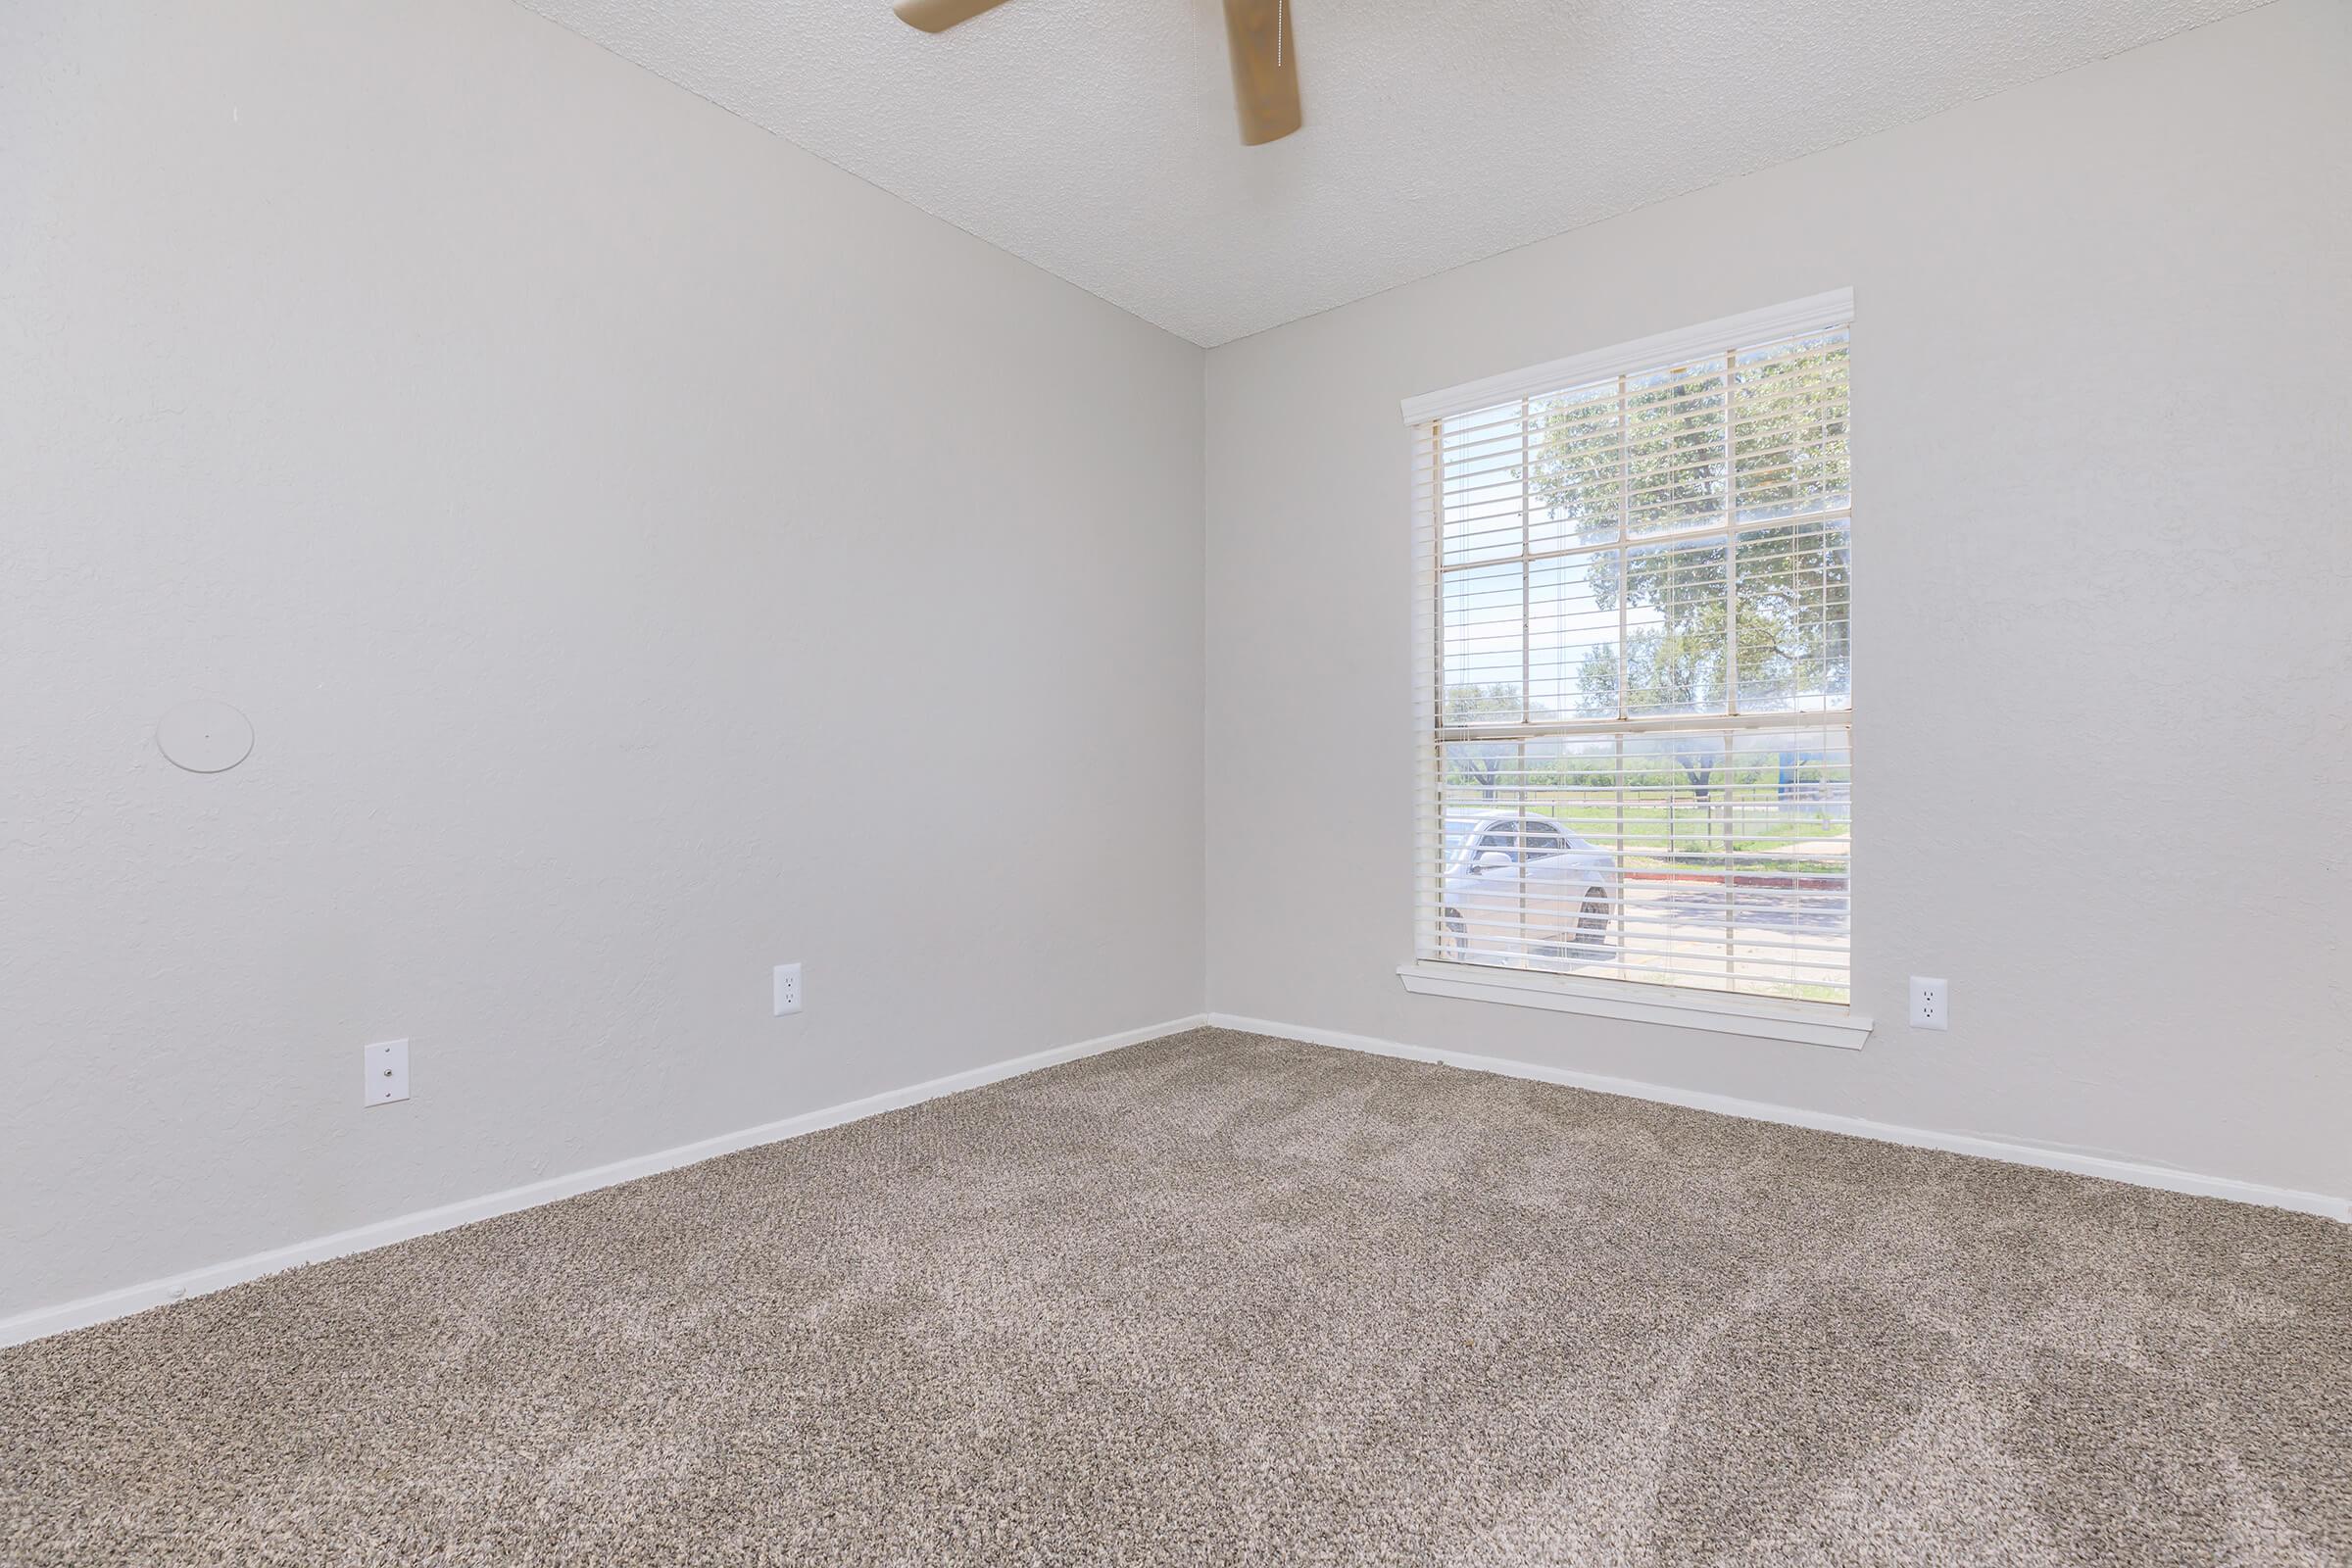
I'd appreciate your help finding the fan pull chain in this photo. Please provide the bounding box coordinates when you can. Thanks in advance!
[1277,0,1285,67]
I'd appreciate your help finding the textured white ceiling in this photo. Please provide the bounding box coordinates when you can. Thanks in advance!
[516,0,2268,345]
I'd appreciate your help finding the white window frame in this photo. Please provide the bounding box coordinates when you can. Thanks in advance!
[1396,291,1873,1050]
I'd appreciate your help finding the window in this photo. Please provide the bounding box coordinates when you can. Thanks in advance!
[1518,820,1573,859]
[1404,293,1854,1019]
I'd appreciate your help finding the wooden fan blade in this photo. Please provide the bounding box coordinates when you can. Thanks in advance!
[893,0,1015,32]
[1223,0,1301,145]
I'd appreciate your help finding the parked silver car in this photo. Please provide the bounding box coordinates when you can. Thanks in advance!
[1440,812,1619,967]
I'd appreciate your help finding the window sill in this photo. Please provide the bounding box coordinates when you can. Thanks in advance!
[1394,961,1874,1051]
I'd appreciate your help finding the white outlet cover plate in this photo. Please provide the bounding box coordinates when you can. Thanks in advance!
[157,700,254,773]
[773,963,802,1017]
[1909,977,1950,1030]
[366,1039,410,1105]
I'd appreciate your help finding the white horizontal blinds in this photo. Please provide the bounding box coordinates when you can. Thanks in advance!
[1410,314,1852,1005]
[1423,730,1852,999]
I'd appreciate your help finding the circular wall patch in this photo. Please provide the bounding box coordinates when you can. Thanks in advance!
[157,700,255,773]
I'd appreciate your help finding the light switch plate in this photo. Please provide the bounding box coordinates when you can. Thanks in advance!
[366,1039,410,1105]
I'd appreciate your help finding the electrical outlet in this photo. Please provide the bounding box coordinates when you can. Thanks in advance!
[365,1039,410,1105]
[772,962,803,1017]
[1909,977,1949,1031]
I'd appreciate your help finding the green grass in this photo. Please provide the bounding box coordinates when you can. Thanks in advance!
[1487,792,1849,862]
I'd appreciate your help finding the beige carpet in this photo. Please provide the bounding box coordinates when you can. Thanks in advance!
[3,1026,2346,1566]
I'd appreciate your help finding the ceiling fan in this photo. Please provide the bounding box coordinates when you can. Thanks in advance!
[893,0,1302,146]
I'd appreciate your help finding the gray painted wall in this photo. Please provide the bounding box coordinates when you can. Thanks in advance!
[1203,1,2351,1200]
[1,0,1206,1318]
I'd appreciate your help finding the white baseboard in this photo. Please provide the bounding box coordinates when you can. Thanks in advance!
[1207,1011,2351,1224]
[1,1013,1208,1349]
[15,1005,2334,1349]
